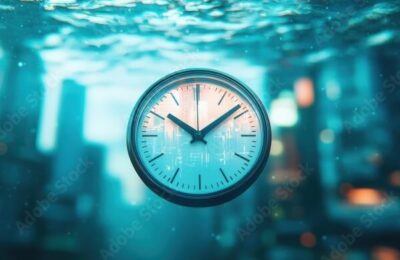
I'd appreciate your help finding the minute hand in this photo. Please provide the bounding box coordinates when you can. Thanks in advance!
[199,104,241,138]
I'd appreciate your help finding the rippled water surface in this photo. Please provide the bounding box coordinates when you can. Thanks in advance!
[2,1,400,80]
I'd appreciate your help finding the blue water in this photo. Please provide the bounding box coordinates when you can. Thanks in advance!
[1,1,400,259]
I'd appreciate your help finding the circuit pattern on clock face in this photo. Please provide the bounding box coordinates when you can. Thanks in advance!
[135,81,263,195]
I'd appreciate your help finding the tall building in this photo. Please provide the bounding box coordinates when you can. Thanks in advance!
[0,44,51,258]
[0,46,44,150]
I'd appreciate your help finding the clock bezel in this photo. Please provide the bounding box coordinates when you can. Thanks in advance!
[127,68,271,207]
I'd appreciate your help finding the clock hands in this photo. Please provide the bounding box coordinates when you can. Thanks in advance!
[167,96,241,144]
[192,104,241,143]
[166,114,207,144]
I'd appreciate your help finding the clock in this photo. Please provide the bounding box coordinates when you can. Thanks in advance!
[127,69,271,206]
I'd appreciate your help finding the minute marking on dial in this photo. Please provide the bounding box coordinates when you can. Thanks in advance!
[170,168,180,184]
[150,110,165,120]
[234,152,250,162]
[219,168,229,183]
[170,92,179,106]
[233,110,248,120]
[198,175,201,190]
[149,153,164,163]
[217,90,227,105]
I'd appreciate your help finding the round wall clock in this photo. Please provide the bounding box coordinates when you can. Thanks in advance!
[127,69,271,206]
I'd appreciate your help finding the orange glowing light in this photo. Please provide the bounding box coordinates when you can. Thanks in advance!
[300,232,316,248]
[295,78,314,107]
[346,188,384,206]
[373,247,400,260]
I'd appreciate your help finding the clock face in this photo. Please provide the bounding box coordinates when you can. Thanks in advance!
[127,69,271,206]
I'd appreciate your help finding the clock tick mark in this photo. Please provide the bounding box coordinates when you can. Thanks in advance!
[198,175,201,190]
[234,110,248,120]
[170,93,179,106]
[148,153,164,163]
[219,168,229,183]
[218,91,227,105]
[150,111,165,120]
[241,134,256,137]
[234,152,250,162]
[142,134,158,137]
[170,168,180,184]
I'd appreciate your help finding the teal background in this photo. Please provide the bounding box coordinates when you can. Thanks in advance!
[0,1,400,260]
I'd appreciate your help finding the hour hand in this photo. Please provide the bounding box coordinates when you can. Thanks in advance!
[167,114,197,135]
[167,114,207,144]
